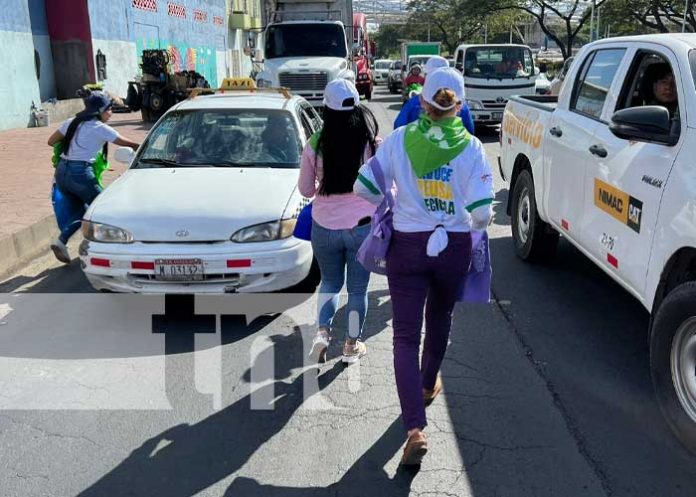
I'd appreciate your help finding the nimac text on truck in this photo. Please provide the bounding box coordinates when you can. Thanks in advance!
[499,34,696,454]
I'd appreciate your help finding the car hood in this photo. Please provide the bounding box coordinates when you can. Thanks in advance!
[265,57,349,74]
[87,167,299,242]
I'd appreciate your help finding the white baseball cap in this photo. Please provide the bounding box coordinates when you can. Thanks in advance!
[424,56,449,75]
[323,78,360,111]
[422,67,466,111]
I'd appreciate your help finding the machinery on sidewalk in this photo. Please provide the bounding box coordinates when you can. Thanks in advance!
[126,49,211,122]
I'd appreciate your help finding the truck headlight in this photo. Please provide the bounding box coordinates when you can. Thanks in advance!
[467,99,484,110]
[231,219,297,243]
[82,221,134,243]
[256,78,273,89]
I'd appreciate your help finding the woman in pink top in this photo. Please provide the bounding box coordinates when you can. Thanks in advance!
[298,79,379,364]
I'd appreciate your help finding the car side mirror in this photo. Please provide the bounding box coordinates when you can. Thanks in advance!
[610,106,677,146]
[114,146,136,165]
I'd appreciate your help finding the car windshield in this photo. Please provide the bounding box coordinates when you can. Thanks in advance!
[265,24,347,59]
[134,109,302,169]
[464,46,534,79]
[375,61,391,70]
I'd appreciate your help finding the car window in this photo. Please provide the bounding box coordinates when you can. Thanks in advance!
[134,109,302,169]
[300,101,322,131]
[298,109,314,141]
[571,48,626,120]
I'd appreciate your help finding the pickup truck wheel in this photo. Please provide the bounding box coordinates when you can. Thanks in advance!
[511,169,558,262]
[650,281,696,454]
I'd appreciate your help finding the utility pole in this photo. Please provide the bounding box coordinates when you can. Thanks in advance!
[683,0,690,32]
[510,24,513,43]
[589,0,596,41]
[484,23,488,44]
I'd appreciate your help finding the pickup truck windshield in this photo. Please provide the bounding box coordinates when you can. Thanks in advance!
[134,109,302,169]
[464,47,534,79]
[265,24,347,59]
[375,61,392,70]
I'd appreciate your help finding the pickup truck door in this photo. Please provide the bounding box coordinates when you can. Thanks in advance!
[544,48,627,236]
[582,44,683,295]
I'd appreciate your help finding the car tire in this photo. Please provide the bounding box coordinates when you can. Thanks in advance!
[510,169,558,262]
[650,281,696,455]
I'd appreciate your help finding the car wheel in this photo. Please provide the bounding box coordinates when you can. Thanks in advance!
[651,281,696,455]
[510,169,558,262]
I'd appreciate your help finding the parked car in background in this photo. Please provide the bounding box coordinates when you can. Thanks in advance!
[388,60,403,94]
[81,85,321,294]
[373,59,393,85]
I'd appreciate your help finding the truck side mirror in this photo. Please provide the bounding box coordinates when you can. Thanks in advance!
[609,106,677,146]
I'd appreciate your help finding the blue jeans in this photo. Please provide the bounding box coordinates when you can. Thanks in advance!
[54,159,102,243]
[311,220,371,340]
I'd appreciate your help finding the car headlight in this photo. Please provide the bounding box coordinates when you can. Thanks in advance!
[467,99,484,110]
[231,219,297,243]
[82,221,134,243]
[256,78,273,89]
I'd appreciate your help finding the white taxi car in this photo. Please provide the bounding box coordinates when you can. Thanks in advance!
[79,86,322,293]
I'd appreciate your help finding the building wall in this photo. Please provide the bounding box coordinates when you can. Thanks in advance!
[86,0,229,96]
[28,0,56,101]
[0,1,42,130]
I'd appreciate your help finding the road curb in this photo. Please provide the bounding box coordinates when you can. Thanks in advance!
[0,215,58,282]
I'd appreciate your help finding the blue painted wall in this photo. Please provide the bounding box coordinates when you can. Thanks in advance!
[87,0,228,86]
[0,0,32,32]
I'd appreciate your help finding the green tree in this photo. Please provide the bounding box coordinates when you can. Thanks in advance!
[615,0,695,32]
[475,0,610,59]
[373,24,404,58]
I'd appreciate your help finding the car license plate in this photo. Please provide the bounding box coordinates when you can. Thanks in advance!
[492,112,503,120]
[154,258,204,281]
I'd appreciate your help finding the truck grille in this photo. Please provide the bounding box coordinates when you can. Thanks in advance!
[279,72,328,92]
[482,99,507,109]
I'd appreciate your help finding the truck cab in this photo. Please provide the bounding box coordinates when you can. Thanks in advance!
[499,34,696,455]
[256,0,354,107]
[453,43,537,125]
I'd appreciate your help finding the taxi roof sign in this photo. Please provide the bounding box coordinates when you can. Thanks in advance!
[221,77,256,90]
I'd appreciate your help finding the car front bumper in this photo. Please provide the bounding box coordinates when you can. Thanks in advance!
[79,237,313,294]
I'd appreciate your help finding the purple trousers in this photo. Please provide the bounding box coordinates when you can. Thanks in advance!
[386,230,472,431]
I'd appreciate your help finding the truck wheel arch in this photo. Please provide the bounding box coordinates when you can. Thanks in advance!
[652,247,696,322]
[507,154,532,216]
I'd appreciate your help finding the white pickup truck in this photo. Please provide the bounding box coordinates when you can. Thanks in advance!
[499,34,696,453]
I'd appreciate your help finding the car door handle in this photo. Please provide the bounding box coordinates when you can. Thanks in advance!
[589,144,608,158]
[549,127,563,137]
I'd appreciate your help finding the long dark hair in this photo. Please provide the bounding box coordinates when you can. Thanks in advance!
[63,110,107,159]
[317,105,378,196]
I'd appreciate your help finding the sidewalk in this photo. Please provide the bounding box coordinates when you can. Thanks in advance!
[0,113,152,277]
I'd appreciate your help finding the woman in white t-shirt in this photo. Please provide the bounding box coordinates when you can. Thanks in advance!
[354,68,494,466]
[46,92,140,263]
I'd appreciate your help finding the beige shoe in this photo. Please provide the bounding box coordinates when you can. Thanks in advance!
[423,375,443,407]
[400,431,428,466]
[342,339,366,364]
[309,328,331,363]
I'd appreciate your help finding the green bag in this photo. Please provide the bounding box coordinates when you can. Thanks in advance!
[52,142,109,188]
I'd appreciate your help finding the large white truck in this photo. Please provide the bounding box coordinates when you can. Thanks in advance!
[256,0,354,107]
[453,43,538,126]
[499,34,696,454]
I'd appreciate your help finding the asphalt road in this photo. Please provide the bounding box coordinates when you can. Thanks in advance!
[1,86,695,497]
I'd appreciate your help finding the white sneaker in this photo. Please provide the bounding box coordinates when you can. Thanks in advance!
[50,238,71,264]
[309,328,331,363]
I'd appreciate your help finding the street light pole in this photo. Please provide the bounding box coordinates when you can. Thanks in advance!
[683,0,690,32]
[589,0,596,42]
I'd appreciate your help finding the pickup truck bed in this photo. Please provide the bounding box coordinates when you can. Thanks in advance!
[507,94,558,112]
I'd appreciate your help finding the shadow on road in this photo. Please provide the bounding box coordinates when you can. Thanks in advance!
[441,232,696,495]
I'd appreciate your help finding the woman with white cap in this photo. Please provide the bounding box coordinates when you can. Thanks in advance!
[47,91,140,263]
[354,67,494,465]
[298,78,380,364]
[395,55,474,134]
